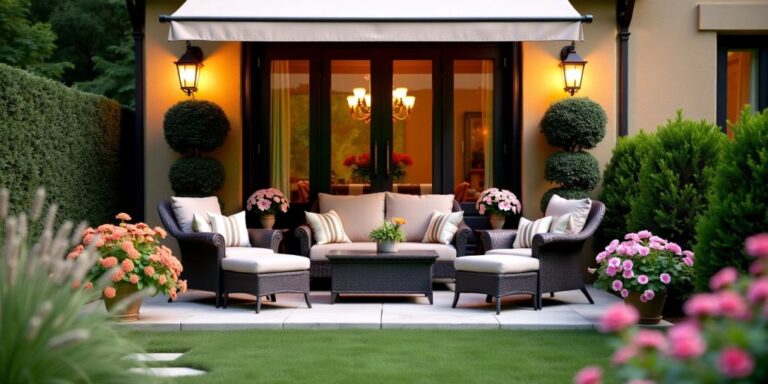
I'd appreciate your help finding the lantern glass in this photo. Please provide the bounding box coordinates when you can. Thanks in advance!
[177,63,201,94]
[561,62,585,94]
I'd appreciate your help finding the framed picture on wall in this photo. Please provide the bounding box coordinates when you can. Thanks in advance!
[463,112,485,178]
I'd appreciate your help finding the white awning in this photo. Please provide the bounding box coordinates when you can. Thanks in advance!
[162,0,590,42]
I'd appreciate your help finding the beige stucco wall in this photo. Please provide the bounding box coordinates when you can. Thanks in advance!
[144,0,243,229]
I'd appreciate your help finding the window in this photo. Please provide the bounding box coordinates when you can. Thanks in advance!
[718,36,768,135]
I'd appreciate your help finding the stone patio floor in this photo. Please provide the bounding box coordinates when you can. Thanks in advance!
[114,285,649,331]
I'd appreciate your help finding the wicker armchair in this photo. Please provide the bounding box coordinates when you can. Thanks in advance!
[479,201,605,304]
[157,201,283,307]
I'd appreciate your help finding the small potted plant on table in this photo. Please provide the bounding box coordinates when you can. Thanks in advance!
[246,188,289,229]
[369,217,407,253]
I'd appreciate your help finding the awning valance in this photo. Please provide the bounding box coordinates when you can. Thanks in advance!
[161,0,590,42]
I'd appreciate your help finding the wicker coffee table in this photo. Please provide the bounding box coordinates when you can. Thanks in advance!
[326,250,439,304]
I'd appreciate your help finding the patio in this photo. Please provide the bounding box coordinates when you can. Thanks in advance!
[114,285,639,331]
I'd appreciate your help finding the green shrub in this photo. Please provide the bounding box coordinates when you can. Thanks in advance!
[540,97,607,152]
[627,111,727,250]
[169,156,225,196]
[694,108,768,291]
[595,132,655,251]
[163,99,230,155]
[0,63,123,226]
[544,151,600,190]
[540,187,590,213]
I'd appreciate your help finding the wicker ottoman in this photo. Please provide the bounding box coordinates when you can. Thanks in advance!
[221,253,312,313]
[452,255,541,314]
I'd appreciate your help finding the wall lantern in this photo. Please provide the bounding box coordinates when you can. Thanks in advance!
[175,41,203,96]
[560,42,587,96]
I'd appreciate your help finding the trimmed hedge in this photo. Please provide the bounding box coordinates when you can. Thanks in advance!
[163,100,230,155]
[540,97,607,152]
[544,151,600,191]
[694,108,768,291]
[0,63,123,226]
[169,156,225,197]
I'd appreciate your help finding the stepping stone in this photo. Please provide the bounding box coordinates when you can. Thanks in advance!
[130,367,206,377]
[125,353,184,362]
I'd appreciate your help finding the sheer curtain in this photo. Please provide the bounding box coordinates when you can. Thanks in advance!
[480,60,494,188]
[270,61,291,194]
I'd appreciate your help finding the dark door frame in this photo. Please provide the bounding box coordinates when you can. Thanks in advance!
[716,35,768,131]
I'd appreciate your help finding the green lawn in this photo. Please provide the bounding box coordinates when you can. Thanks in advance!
[131,330,614,383]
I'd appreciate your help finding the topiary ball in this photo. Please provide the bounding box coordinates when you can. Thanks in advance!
[169,156,225,196]
[544,151,600,190]
[164,100,230,155]
[540,97,607,151]
[540,187,590,214]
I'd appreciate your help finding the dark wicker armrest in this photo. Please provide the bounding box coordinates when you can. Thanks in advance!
[295,225,313,257]
[453,221,473,256]
[479,229,518,251]
[174,231,226,248]
[532,232,591,248]
[248,229,283,252]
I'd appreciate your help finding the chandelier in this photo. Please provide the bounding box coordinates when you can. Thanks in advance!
[346,87,415,122]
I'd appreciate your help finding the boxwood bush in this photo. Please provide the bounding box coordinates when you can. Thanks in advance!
[163,100,230,156]
[0,63,123,225]
[169,156,225,197]
[544,151,600,191]
[694,108,768,291]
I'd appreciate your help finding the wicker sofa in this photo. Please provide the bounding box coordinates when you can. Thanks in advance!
[295,192,472,279]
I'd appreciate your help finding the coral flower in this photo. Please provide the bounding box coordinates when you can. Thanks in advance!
[84,282,93,290]
[157,275,167,285]
[101,256,118,269]
[103,287,116,299]
[115,212,132,221]
[392,217,406,226]
[121,259,135,273]
[144,266,155,277]
[112,269,125,282]
[129,274,140,284]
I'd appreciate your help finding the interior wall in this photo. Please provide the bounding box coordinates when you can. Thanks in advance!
[144,0,243,229]
[520,0,617,218]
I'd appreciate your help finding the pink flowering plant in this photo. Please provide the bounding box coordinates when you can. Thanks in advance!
[475,188,521,216]
[591,230,694,301]
[69,213,187,300]
[246,188,289,216]
[574,233,768,384]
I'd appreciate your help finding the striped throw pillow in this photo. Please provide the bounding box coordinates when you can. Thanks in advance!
[512,216,554,248]
[208,211,251,247]
[305,210,351,245]
[422,211,463,245]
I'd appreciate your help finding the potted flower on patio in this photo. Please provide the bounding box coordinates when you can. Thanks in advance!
[246,188,289,229]
[70,213,187,321]
[476,188,521,229]
[369,217,407,253]
[590,230,694,324]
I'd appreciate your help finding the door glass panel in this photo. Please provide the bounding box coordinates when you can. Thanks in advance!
[392,60,432,194]
[453,60,494,202]
[270,60,310,203]
[331,60,371,195]
[726,50,758,137]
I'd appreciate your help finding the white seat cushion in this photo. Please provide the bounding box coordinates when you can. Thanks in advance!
[309,242,456,262]
[485,248,533,257]
[385,192,454,241]
[319,193,385,242]
[454,255,539,274]
[221,253,310,274]
[225,247,274,257]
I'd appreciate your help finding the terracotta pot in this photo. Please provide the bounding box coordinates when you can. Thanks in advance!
[489,213,506,230]
[376,240,399,253]
[624,290,667,325]
[104,282,142,321]
[260,214,276,229]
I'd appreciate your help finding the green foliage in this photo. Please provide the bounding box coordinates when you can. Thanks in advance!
[368,218,407,242]
[595,132,655,250]
[627,111,727,250]
[544,151,600,190]
[164,100,231,155]
[75,31,135,107]
[0,63,124,226]
[540,97,607,152]
[169,156,225,197]
[694,108,768,291]
[0,0,71,78]
[540,187,590,213]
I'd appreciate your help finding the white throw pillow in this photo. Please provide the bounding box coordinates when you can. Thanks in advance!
[549,213,574,234]
[192,213,213,232]
[305,210,351,245]
[208,211,250,247]
[513,216,554,249]
[171,196,221,233]
[544,194,592,233]
[422,211,464,245]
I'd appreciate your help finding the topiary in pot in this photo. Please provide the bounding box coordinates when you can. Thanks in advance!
[540,97,607,152]
[169,156,225,197]
[163,100,230,156]
[544,151,600,191]
[694,107,768,291]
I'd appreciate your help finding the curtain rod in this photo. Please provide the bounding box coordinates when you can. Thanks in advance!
[159,15,593,23]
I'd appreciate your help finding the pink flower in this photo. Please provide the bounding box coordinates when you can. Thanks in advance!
[642,289,655,302]
[611,346,637,365]
[622,260,633,271]
[121,259,135,273]
[637,246,650,256]
[612,280,623,292]
[665,242,682,255]
[573,366,602,384]
[605,240,620,253]
[115,212,132,221]
[623,269,635,279]
[637,275,649,285]
[746,233,768,258]
[649,242,665,251]
[596,251,610,263]
[710,267,738,291]
[608,257,621,267]
[683,256,694,267]
[599,303,639,332]
[747,278,768,304]
[478,205,486,215]
[650,236,666,245]
[633,329,666,350]
[625,232,638,241]
[684,293,720,317]
[620,289,629,298]
[660,273,671,284]
[717,291,748,319]
[606,266,618,277]
[637,230,652,239]
[682,250,694,259]
[256,199,272,211]
[717,347,754,378]
[103,286,116,299]
[667,323,706,359]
